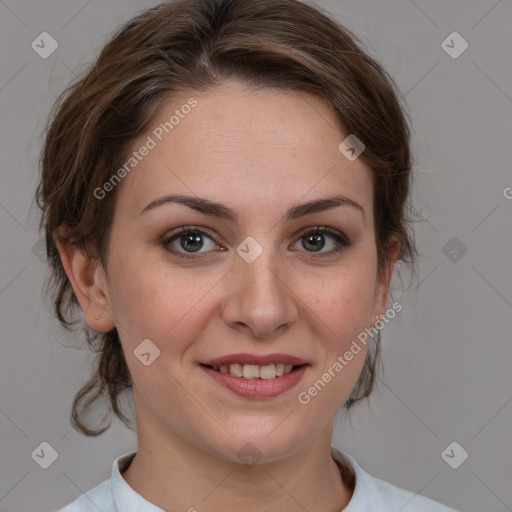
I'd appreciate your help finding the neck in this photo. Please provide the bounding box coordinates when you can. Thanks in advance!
[122,392,354,511]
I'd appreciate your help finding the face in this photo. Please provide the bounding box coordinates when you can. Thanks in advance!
[70,81,396,463]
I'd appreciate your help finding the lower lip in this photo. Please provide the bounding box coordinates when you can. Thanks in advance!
[200,364,309,398]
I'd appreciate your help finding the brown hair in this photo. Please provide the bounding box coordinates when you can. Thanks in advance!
[36,0,418,436]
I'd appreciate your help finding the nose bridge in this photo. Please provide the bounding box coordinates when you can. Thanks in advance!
[241,248,284,299]
[238,238,289,306]
[222,236,298,337]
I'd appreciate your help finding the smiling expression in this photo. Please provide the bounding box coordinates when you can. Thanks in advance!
[89,80,395,463]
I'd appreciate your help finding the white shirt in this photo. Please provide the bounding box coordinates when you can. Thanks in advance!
[56,448,459,511]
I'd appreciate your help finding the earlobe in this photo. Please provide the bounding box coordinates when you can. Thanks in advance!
[54,235,116,333]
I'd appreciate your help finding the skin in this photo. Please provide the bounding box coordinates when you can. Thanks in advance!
[57,80,399,511]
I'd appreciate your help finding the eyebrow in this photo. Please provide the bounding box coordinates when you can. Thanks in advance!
[139,193,365,224]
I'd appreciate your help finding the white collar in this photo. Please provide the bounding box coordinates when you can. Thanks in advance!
[109,448,384,511]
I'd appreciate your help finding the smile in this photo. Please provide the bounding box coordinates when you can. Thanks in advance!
[199,363,309,398]
[205,362,298,379]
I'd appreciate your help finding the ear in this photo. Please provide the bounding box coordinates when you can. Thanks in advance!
[371,235,401,327]
[55,236,116,333]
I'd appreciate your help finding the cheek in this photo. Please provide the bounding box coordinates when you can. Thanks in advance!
[106,249,219,350]
[294,272,375,416]
[327,281,374,340]
[302,259,376,344]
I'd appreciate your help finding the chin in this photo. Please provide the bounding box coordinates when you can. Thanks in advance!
[199,423,304,466]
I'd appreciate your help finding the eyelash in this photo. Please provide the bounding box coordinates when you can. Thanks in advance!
[160,225,352,261]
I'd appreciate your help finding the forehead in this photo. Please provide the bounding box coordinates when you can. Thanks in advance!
[116,82,374,222]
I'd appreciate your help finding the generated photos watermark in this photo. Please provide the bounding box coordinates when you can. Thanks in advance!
[297,301,403,405]
[93,97,198,200]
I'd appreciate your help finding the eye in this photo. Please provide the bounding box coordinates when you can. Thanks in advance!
[161,226,220,260]
[161,225,352,261]
[291,226,352,257]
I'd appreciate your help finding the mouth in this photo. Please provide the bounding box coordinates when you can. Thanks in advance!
[198,353,310,397]
[199,362,308,380]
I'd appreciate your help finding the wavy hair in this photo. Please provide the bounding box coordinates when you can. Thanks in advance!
[36,0,418,436]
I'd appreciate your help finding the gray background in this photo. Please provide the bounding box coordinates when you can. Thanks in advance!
[1,0,511,511]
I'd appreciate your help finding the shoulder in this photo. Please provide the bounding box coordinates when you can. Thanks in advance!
[55,451,165,512]
[372,475,459,511]
[55,478,113,512]
[332,448,459,512]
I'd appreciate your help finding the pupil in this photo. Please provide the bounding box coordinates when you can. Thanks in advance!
[179,232,325,253]
[304,233,324,251]
[181,233,203,252]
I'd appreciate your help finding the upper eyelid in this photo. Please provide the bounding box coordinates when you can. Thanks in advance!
[162,225,217,242]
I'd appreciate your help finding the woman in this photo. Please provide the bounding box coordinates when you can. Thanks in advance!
[36,0,459,510]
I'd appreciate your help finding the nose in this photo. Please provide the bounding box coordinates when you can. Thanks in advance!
[220,246,298,339]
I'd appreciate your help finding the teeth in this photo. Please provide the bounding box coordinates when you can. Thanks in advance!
[260,364,278,379]
[242,364,260,379]
[212,363,298,378]
[228,363,243,377]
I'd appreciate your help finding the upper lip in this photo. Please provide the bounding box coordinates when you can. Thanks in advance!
[201,353,309,367]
